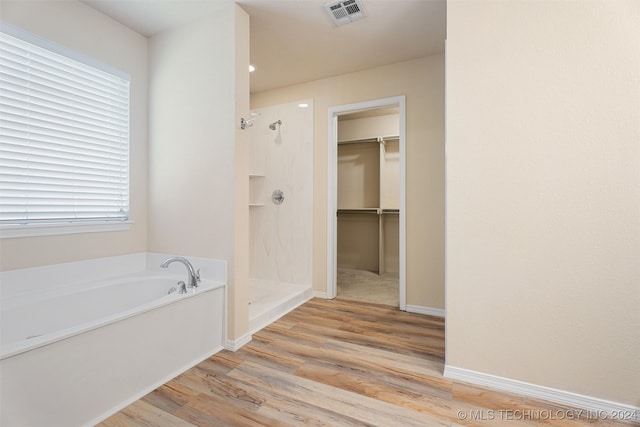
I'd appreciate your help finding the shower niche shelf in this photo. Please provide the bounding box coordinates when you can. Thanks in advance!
[249,174,266,207]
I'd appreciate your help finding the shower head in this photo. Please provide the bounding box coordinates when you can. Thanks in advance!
[269,120,282,130]
[240,112,261,130]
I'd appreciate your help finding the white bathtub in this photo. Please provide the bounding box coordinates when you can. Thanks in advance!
[0,253,227,427]
[1,271,221,358]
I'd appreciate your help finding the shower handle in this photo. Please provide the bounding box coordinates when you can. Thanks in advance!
[272,190,284,205]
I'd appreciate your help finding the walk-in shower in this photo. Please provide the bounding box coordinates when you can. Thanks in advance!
[269,120,282,130]
[248,101,313,333]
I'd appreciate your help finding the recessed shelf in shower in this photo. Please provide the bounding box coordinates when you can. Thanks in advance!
[249,174,266,206]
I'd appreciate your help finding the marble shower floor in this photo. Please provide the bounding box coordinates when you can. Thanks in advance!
[337,268,399,306]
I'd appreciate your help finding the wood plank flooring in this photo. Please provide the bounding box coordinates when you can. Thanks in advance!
[100,298,637,426]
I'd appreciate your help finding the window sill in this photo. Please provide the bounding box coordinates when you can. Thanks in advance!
[0,221,133,239]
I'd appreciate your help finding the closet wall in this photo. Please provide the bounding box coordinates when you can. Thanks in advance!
[337,113,399,274]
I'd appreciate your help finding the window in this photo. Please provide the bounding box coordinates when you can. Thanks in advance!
[0,25,130,236]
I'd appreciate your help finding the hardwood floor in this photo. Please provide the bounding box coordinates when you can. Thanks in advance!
[100,299,637,426]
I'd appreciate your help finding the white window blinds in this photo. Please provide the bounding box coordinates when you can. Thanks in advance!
[0,28,130,226]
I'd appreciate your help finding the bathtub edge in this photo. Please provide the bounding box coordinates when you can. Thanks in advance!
[0,279,226,359]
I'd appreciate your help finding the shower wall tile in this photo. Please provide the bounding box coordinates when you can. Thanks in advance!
[249,100,313,286]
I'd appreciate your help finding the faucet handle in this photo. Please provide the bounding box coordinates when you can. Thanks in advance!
[196,268,201,283]
[177,281,187,294]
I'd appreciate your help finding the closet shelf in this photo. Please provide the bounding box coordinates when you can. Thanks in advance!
[337,208,399,215]
[337,208,379,215]
[338,135,399,146]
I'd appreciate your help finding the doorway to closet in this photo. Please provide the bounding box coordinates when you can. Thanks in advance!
[327,96,406,310]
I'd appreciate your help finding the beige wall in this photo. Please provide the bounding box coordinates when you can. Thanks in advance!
[337,143,380,209]
[446,0,640,405]
[337,214,379,272]
[147,4,250,339]
[337,114,400,209]
[252,54,445,309]
[148,11,234,257]
[232,5,251,340]
[338,115,399,142]
[0,0,149,271]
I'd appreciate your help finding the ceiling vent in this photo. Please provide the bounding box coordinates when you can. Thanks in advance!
[324,0,367,27]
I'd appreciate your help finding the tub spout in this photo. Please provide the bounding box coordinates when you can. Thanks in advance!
[160,257,200,289]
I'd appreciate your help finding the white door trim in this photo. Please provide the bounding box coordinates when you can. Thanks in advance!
[327,95,406,310]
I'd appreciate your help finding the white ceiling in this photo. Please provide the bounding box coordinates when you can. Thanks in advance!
[82,0,446,93]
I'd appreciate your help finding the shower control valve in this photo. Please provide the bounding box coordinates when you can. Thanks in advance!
[272,190,284,205]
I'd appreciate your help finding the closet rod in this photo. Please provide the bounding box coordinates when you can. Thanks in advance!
[337,135,399,146]
[337,137,378,146]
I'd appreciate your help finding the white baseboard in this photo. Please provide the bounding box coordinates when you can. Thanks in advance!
[224,333,252,352]
[312,291,329,299]
[406,305,445,318]
[444,365,639,422]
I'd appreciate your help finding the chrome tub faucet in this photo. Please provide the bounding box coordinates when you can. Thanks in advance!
[160,256,201,289]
